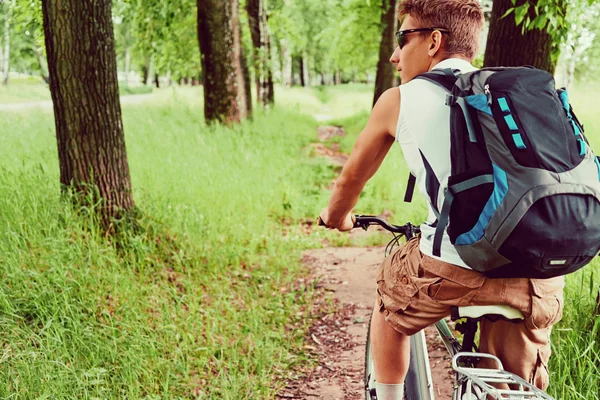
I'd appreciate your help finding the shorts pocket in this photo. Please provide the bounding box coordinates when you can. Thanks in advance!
[527,279,564,330]
[417,256,485,306]
[425,278,483,306]
[376,248,419,314]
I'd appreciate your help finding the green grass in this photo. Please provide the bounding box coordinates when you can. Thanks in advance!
[0,82,598,399]
[0,91,340,398]
[0,76,51,103]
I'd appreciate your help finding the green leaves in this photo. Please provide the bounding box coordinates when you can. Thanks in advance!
[514,2,530,26]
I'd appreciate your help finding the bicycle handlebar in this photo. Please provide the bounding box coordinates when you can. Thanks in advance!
[317,215,421,238]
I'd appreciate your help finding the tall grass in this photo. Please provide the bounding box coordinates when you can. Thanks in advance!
[0,82,598,399]
[0,92,338,398]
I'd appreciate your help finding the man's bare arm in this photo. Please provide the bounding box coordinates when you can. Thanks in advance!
[321,88,401,230]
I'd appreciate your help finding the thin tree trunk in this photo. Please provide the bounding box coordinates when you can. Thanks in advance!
[146,54,154,86]
[154,73,160,88]
[198,0,246,124]
[302,53,310,87]
[240,33,252,118]
[373,0,397,106]
[281,39,292,87]
[124,47,131,86]
[264,6,274,104]
[141,62,149,85]
[165,69,172,86]
[234,8,249,119]
[2,1,10,86]
[299,55,305,87]
[0,36,4,80]
[41,0,134,222]
[247,0,263,103]
[33,47,50,84]
[247,0,274,106]
[484,0,564,74]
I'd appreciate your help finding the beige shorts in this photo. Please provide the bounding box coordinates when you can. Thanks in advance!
[376,237,565,390]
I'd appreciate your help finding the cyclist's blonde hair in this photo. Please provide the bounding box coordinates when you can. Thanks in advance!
[399,0,484,60]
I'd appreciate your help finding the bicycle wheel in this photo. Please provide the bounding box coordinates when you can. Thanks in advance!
[405,330,434,400]
[364,314,434,400]
[364,314,377,400]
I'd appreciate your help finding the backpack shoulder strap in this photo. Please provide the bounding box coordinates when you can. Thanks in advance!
[403,69,459,204]
[414,68,459,93]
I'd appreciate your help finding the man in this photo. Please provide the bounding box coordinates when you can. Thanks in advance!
[318,1,564,399]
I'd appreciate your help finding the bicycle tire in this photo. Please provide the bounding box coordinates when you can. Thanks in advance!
[405,330,434,400]
[364,314,433,400]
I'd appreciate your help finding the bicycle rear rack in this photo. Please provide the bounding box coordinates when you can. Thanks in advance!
[452,353,555,400]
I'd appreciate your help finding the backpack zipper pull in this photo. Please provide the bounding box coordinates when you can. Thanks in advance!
[484,84,492,106]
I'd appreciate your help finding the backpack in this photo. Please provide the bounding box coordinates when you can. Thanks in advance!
[407,66,600,279]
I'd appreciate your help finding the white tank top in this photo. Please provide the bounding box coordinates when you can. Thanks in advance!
[396,58,478,269]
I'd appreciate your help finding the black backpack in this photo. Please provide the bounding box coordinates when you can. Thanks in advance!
[407,66,600,279]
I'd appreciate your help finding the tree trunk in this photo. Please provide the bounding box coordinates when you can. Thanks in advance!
[299,55,305,87]
[280,39,292,86]
[124,47,131,86]
[373,0,397,106]
[198,0,247,124]
[146,54,154,86]
[141,62,149,85]
[154,73,160,88]
[34,46,50,84]
[41,0,134,222]
[484,0,563,74]
[2,1,10,86]
[264,15,274,104]
[165,69,172,86]
[247,0,274,107]
[302,53,310,87]
[239,34,252,118]
[246,0,263,103]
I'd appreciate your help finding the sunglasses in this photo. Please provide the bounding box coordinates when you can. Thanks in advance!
[396,28,450,49]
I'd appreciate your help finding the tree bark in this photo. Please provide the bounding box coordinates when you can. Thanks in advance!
[41,0,134,222]
[247,0,274,106]
[265,18,274,103]
[240,33,252,118]
[299,55,305,87]
[373,0,397,106]
[484,0,563,74]
[198,0,247,124]
[302,53,310,87]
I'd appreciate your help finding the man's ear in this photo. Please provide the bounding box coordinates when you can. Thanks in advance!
[428,31,443,57]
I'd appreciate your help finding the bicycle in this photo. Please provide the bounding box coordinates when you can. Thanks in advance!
[319,215,556,400]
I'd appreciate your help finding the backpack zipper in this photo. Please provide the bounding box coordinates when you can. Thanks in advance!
[484,84,492,106]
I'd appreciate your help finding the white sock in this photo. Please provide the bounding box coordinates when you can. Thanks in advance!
[375,382,405,400]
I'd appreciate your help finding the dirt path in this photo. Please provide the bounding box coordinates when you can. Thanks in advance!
[0,93,154,112]
[282,246,454,399]
[278,125,454,399]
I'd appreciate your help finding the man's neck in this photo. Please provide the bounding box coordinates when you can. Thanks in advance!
[428,55,472,70]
